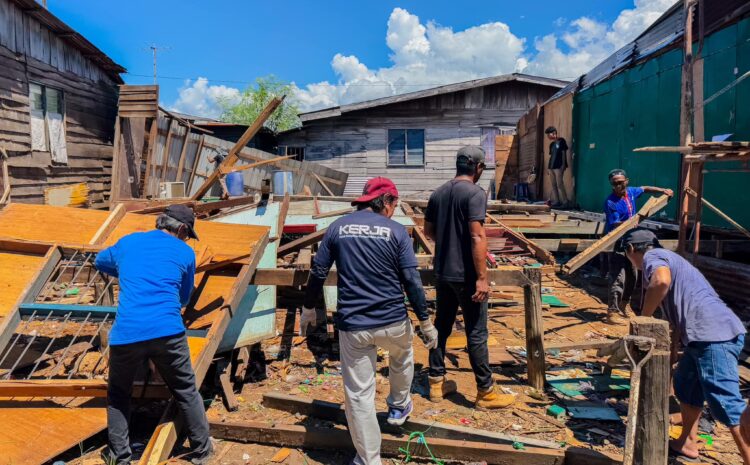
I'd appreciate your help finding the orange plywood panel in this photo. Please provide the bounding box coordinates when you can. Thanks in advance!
[183,270,237,330]
[0,399,106,464]
[188,336,208,364]
[0,204,109,244]
[0,252,46,316]
[104,213,268,261]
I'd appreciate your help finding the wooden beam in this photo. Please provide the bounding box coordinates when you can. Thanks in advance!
[251,268,529,288]
[630,317,670,465]
[524,267,545,391]
[159,118,177,183]
[141,117,160,197]
[175,130,192,181]
[312,172,334,196]
[222,155,296,175]
[486,213,555,264]
[687,189,750,240]
[208,420,566,465]
[89,203,125,245]
[262,392,562,449]
[312,207,354,220]
[412,226,435,255]
[277,228,328,258]
[187,135,205,194]
[545,340,615,352]
[562,195,670,274]
[405,199,550,214]
[191,97,284,200]
[0,379,169,398]
[276,193,290,239]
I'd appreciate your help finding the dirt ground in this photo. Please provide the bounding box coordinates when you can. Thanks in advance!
[68,267,747,465]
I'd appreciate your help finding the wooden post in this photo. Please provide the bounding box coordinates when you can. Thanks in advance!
[524,267,545,390]
[630,317,670,465]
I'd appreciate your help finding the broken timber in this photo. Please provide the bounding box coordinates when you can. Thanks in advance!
[191,96,284,200]
[404,198,551,213]
[487,213,555,264]
[562,194,670,274]
[261,392,562,449]
[208,420,565,465]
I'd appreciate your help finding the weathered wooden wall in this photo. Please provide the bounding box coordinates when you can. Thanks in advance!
[541,93,574,204]
[278,81,559,195]
[0,0,119,207]
[517,104,543,198]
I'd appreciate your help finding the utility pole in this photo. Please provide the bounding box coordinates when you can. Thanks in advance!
[148,44,170,85]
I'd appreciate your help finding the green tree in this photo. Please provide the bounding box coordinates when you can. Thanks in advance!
[218,75,301,132]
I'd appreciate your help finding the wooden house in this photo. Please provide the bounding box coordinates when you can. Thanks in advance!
[277,74,566,195]
[0,0,124,207]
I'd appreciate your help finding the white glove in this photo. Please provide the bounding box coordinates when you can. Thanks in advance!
[300,306,318,336]
[419,318,439,350]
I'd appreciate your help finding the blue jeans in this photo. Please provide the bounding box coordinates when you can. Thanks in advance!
[673,334,746,426]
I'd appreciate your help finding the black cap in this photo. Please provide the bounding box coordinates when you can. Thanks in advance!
[609,168,627,180]
[165,204,199,240]
[456,146,485,167]
[545,126,557,134]
[617,227,660,252]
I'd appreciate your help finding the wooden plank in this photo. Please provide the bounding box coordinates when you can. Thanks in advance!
[223,154,296,174]
[311,206,353,220]
[545,340,615,352]
[191,97,283,200]
[487,213,554,264]
[524,268,545,391]
[159,118,177,183]
[277,228,327,258]
[405,199,550,214]
[141,117,160,197]
[412,226,435,255]
[208,420,566,465]
[0,380,170,398]
[89,203,125,245]
[261,392,562,449]
[187,135,205,193]
[562,195,669,274]
[276,193,290,239]
[175,129,192,181]
[312,172,334,196]
[252,267,529,288]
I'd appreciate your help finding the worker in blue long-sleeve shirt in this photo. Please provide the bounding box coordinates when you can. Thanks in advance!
[95,204,213,465]
[302,177,438,465]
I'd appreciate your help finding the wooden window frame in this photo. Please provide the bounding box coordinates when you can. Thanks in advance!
[28,82,66,156]
[386,128,425,167]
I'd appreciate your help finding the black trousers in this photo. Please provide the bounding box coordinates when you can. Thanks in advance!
[428,280,493,390]
[107,333,211,465]
[608,252,636,314]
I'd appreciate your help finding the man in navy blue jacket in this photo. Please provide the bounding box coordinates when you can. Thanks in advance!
[303,177,437,465]
[95,205,212,465]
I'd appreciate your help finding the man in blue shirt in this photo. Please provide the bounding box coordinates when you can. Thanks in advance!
[621,228,749,463]
[95,205,212,465]
[303,177,437,465]
[603,169,672,323]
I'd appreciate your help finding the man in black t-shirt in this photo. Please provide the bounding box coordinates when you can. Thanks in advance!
[424,146,515,410]
[545,126,570,208]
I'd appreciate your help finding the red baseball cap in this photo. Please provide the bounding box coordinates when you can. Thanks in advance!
[351,177,399,205]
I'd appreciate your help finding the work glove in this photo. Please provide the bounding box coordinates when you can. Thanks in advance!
[419,318,439,350]
[300,306,318,336]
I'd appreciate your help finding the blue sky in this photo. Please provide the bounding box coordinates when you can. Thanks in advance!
[47,0,674,116]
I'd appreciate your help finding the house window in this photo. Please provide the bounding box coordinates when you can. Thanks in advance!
[279,145,305,161]
[29,83,67,163]
[387,129,424,166]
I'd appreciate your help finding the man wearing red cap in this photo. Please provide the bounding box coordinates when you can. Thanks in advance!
[302,177,438,465]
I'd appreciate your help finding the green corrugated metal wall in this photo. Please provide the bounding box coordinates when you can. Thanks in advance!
[573,17,750,228]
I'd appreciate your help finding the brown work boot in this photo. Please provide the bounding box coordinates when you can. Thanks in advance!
[475,385,515,410]
[429,376,457,402]
[605,311,627,325]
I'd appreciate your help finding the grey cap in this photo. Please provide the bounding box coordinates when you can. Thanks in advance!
[609,168,627,180]
[456,146,486,166]
[616,227,660,252]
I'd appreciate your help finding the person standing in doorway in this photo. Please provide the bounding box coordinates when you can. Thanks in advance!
[603,169,672,324]
[301,177,438,465]
[545,126,570,209]
[95,205,213,465]
[424,146,515,410]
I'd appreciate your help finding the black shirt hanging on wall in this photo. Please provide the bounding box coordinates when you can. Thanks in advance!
[548,138,569,170]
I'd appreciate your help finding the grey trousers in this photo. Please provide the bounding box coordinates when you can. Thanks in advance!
[339,319,414,465]
[608,252,636,314]
[107,333,211,465]
[549,168,569,205]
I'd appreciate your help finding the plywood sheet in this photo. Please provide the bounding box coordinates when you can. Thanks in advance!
[0,399,106,465]
[0,251,46,316]
[183,271,238,330]
[104,213,268,261]
[0,204,109,244]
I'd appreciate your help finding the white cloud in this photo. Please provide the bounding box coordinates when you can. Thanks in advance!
[169,0,674,115]
[170,77,241,118]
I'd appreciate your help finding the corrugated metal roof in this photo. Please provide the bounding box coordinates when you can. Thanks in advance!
[300,73,569,122]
